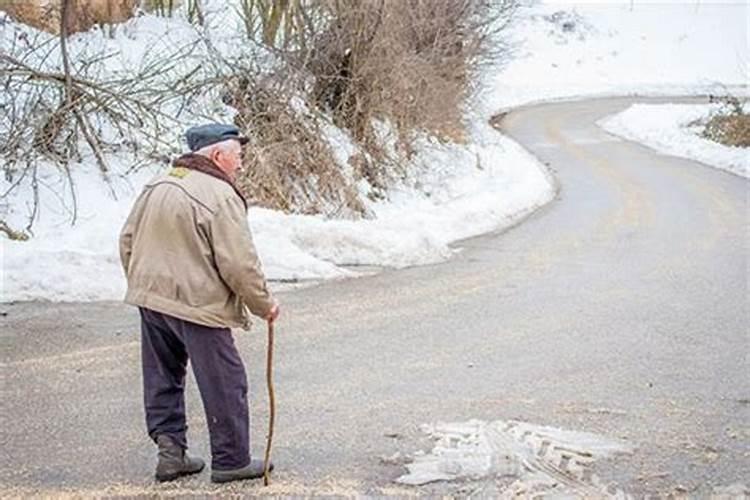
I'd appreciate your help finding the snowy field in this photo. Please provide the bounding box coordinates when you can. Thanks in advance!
[1,0,748,302]
[485,0,748,109]
[599,103,749,179]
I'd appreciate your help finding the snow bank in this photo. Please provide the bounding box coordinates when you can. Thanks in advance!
[1,119,554,301]
[485,1,748,109]
[254,122,553,274]
[2,0,746,302]
[598,103,749,178]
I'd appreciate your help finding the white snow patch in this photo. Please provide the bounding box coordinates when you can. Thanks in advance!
[484,1,748,109]
[598,103,749,178]
[2,1,747,302]
[396,419,632,496]
[1,122,553,302]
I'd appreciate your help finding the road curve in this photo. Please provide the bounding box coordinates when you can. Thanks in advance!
[1,97,748,497]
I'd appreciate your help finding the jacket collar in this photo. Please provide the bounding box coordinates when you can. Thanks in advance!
[172,153,248,209]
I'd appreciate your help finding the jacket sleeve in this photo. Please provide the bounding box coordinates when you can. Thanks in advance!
[210,196,275,319]
[119,206,137,276]
[119,189,150,276]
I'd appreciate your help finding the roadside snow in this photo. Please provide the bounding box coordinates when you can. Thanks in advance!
[254,122,554,273]
[2,0,747,302]
[486,1,748,109]
[598,103,749,178]
[0,118,554,302]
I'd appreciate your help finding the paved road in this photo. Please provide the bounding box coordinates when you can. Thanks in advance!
[2,97,748,497]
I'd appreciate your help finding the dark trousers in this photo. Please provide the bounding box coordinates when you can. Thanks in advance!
[139,307,251,470]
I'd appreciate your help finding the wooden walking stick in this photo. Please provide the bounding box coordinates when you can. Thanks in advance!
[263,318,276,486]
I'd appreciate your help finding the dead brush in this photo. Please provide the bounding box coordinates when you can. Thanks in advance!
[225,75,366,218]
[301,0,516,192]
[703,114,750,148]
[221,0,516,216]
[1,0,517,232]
[0,0,139,35]
[0,4,214,233]
[703,95,749,148]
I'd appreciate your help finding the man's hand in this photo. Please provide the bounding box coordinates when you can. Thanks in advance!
[266,302,280,323]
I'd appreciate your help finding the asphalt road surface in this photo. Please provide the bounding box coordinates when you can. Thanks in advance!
[2,97,748,497]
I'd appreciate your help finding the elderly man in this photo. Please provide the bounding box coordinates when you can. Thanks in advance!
[119,124,279,483]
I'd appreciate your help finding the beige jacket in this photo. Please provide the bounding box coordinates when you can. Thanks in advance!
[119,164,274,329]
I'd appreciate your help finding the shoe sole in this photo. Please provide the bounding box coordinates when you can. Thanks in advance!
[211,464,274,483]
[155,465,205,483]
[211,474,263,483]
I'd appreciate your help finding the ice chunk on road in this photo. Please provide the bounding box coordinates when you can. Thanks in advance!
[396,419,633,496]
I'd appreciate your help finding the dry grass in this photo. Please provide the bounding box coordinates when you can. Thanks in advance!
[226,75,367,217]
[226,0,516,215]
[0,0,138,34]
[0,0,517,227]
[702,113,750,148]
[701,94,750,148]
[302,0,514,189]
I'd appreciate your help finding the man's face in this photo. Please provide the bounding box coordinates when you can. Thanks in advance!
[211,140,243,179]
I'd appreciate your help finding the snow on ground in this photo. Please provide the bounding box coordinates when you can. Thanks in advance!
[394,419,747,496]
[1,119,554,301]
[598,103,749,178]
[484,1,748,109]
[395,419,632,495]
[2,0,747,302]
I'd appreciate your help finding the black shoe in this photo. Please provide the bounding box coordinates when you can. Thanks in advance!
[154,434,205,482]
[211,459,274,483]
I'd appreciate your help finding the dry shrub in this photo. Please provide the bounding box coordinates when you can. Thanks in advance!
[703,114,750,148]
[703,95,750,148]
[220,0,515,216]
[1,0,516,226]
[0,0,137,35]
[1,6,211,230]
[225,75,366,217]
[141,0,186,17]
[235,0,309,48]
[302,0,515,189]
